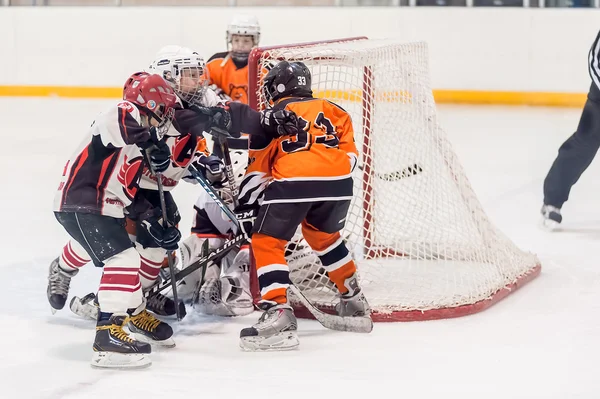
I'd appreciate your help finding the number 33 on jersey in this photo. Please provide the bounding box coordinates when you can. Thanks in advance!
[239,97,358,206]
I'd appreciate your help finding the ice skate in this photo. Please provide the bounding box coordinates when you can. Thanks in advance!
[540,204,562,231]
[336,274,372,317]
[127,309,175,348]
[47,257,78,313]
[91,314,151,369]
[240,303,299,351]
[146,292,186,319]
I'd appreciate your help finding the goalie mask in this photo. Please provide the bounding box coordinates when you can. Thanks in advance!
[263,61,313,104]
[148,45,209,106]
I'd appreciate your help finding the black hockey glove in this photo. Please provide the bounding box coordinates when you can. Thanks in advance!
[208,106,232,137]
[188,104,233,140]
[140,210,181,251]
[140,135,171,174]
[260,109,301,137]
[234,206,259,241]
[192,154,226,187]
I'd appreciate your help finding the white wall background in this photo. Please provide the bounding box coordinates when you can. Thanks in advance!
[0,7,598,93]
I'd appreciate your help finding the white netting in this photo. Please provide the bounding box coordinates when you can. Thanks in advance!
[251,38,540,321]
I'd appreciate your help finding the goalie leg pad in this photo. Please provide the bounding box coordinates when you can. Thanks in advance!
[70,292,99,320]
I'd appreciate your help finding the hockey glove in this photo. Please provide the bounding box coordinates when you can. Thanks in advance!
[141,138,171,174]
[208,106,232,137]
[260,109,301,137]
[235,206,258,240]
[140,210,181,251]
[192,154,226,187]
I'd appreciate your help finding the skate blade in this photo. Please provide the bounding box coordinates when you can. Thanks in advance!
[131,333,176,349]
[240,331,299,352]
[91,351,151,369]
[540,217,560,231]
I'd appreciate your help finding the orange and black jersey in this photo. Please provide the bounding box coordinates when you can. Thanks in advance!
[237,97,358,206]
[206,52,250,105]
[54,101,152,219]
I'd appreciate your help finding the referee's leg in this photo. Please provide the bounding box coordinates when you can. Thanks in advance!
[543,83,600,209]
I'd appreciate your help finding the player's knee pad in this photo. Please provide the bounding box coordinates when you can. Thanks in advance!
[98,247,143,313]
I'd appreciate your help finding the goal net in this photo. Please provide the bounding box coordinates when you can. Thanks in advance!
[247,37,541,322]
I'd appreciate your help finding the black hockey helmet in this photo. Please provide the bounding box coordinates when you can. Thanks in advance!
[263,61,313,104]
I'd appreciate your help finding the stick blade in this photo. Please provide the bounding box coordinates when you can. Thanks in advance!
[288,285,373,333]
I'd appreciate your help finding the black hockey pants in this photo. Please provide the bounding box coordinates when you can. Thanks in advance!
[543,83,600,208]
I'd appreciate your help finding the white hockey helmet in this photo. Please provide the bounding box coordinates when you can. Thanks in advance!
[148,45,209,105]
[226,14,260,63]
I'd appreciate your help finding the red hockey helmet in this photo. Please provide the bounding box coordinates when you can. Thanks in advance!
[123,72,177,124]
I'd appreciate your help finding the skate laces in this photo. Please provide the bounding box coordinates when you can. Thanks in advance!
[96,324,135,344]
[130,310,161,332]
[49,263,74,296]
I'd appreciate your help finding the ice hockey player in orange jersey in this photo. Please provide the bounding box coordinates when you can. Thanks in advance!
[236,61,372,351]
[206,14,260,155]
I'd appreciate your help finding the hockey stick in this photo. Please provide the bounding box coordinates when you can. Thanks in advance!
[358,163,423,181]
[187,164,240,230]
[145,233,248,298]
[153,170,182,321]
[288,285,373,333]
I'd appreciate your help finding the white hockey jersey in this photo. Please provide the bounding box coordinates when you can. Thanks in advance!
[53,101,151,219]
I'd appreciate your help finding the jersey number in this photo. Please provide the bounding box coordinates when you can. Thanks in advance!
[280,112,340,154]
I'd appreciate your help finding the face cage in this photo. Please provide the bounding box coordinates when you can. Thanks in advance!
[146,105,175,141]
[174,65,210,105]
[217,186,236,210]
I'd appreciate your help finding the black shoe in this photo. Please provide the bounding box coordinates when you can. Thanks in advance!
[92,314,151,369]
[127,309,175,348]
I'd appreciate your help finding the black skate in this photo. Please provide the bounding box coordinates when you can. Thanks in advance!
[240,303,299,352]
[127,309,175,348]
[541,204,562,231]
[92,314,151,369]
[47,257,78,313]
[146,293,186,319]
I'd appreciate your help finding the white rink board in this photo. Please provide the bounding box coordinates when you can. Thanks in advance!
[0,8,598,93]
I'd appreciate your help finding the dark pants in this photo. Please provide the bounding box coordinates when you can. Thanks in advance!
[253,200,351,241]
[55,212,132,267]
[543,83,600,208]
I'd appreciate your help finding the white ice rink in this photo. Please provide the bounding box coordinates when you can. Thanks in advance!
[2,98,599,398]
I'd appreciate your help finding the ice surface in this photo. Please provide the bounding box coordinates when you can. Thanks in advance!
[1,98,598,398]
